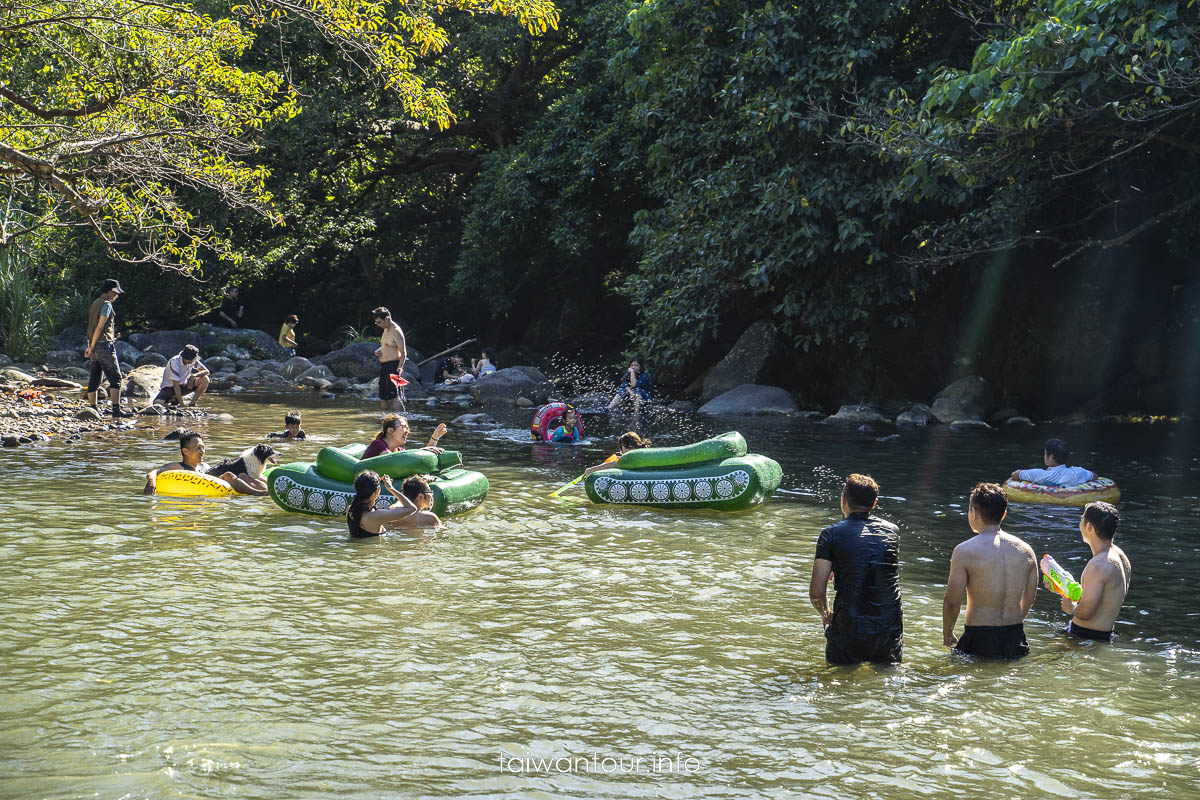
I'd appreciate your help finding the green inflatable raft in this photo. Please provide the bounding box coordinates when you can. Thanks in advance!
[584,432,781,511]
[267,443,489,518]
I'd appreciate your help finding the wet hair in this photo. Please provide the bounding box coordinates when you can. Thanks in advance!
[178,430,201,452]
[284,411,302,426]
[401,474,431,502]
[164,427,186,441]
[376,413,407,440]
[842,473,879,509]
[285,314,299,326]
[348,470,381,533]
[970,482,1008,524]
[1083,501,1120,541]
[481,347,495,362]
[372,306,391,320]
[1044,438,1070,465]
[562,408,578,428]
[181,344,199,361]
[617,431,651,451]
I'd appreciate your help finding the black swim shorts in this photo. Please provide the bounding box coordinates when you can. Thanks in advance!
[87,341,122,393]
[378,360,400,400]
[1063,621,1114,642]
[955,623,1029,659]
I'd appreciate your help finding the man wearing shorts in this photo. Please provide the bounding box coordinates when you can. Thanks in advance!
[1058,501,1131,642]
[154,345,211,406]
[373,306,406,411]
[942,482,1039,659]
[85,278,133,418]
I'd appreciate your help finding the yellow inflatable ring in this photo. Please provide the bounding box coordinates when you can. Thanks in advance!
[1004,477,1121,507]
[157,470,237,498]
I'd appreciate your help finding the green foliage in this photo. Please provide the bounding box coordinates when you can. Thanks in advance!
[334,325,377,348]
[0,250,55,360]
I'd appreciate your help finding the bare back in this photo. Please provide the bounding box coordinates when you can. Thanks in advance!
[1073,544,1131,632]
[957,531,1038,626]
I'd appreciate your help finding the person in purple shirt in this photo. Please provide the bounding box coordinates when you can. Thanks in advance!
[1010,438,1095,486]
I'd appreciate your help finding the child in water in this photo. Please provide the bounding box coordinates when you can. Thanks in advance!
[582,431,651,476]
[550,409,583,443]
[267,410,306,440]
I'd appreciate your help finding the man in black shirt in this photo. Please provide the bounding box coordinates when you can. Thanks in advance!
[218,286,241,328]
[809,473,903,665]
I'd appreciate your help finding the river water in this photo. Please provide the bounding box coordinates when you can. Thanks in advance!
[1,393,1197,799]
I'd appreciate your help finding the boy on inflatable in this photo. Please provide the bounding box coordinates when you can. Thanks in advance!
[1010,438,1095,486]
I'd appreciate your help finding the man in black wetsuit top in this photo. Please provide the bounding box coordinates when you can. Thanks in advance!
[809,473,903,665]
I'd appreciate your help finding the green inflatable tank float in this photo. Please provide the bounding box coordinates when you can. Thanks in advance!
[584,432,781,511]
[266,443,489,518]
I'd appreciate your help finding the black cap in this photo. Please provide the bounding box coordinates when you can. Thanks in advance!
[100,278,124,294]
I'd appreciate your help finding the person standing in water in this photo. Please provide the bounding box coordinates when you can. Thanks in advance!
[943,482,1039,659]
[1058,501,1131,642]
[85,278,133,417]
[809,473,903,665]
[373,306,407,411]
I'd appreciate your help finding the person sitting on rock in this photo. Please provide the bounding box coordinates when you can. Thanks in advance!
[472,347,497,377]
[363,414,447,459]
[279,314,299,357]
[549,408,583,443]
[607,355,653,411]
[583,431,652,476]
[436,352,469,386]
[154,345,210,407]
[1009,438,1096,486]
[267,410,306,440]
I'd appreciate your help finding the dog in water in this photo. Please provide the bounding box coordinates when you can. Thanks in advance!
[207,444,279,495]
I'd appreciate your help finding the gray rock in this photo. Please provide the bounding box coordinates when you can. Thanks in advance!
[669,400,695,414]
[931,397,983,424]
[452,413,494,425]
[209,372,237,390]
[1005,416,1035,426]
[222,344,252,360]
[32,377,81,389]
[189,323,287,361]
[331,378,352,392]
[795,410,826,421]
[988,407,1020,425]
[235,368,262,383]
[205,356,234,374]
[317,342,380,381]
[700,320,779,403]
[282,356,314,379]
[896,404,932,427]
[3,436,19,447]
[43,349,84,368]
[471,366,553,406]
[453,393,474,404]
[211,413,235,421]
[296,364,336,382]
[1,368,36,383]
[114,340,141,364]
[0,354,11,368]
[127,330,202,355]
[949,418,993,431]
[824,404,889,425]
[515,397,533,408]
[135,352,169,367]
[54,326,86,350]
[699,384,799,415]
[302,377,333,390]
[118,361,135,373]
[931,376,994,422]
[257,371,289,386]
[61,366,89,379]
[138,404,163,416]
[876,434,901,442]
[76,406,102,421]
[124,365,165,398]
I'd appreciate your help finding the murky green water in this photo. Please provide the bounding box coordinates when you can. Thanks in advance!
[1,393,1197,798]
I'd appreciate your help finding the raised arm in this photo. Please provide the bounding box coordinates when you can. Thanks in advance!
[426,423,447,450]
[368,476,419,524]
[942,547,968,646]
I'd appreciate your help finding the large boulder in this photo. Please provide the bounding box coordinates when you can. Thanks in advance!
[191,323,288,361]
[114,340,141,364]
[127,330,202,355]
[931,376,994,423]
[296,364,336,382]
[700,320,779,403]
[896,404,932,427]
[470,366,552,406]
[124,365,164,398]
[43,349,84,368]
[317,342,378,380]
[698,384,799,415]
[135,351,169,367]
[824,404,889,425]
[205,355,234,374]
[54,326,86,350]
[282,356,314,379]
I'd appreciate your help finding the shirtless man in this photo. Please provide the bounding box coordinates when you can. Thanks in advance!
[1058,501,1131,642]
[943,482,1039,659]
[143,431,269,496]
[373,306,407,411]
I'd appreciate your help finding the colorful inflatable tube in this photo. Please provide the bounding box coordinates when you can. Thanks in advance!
[267,444,488,518]
[156,470,237,498]
[531,402,583,442]
[1004,477,1121,507]
[584,432,781,511]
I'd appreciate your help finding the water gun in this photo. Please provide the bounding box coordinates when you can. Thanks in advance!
[1040,554,1082,602]
[551,453,619,496]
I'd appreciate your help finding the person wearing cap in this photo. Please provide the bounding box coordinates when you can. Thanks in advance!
[154,345,211,406]
[85,279,133,417]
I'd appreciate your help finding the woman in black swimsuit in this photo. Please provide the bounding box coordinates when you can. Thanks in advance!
[346,471,420,538]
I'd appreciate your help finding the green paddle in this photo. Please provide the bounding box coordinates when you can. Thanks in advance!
[551,454,619,497]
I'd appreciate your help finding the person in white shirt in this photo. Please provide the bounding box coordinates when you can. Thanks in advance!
[155,345,211,407]
[1010,437,1095,486]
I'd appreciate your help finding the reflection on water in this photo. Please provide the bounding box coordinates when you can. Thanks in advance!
[1,393,1197,798]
